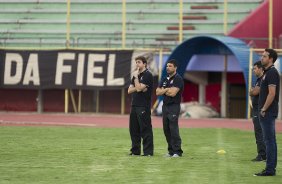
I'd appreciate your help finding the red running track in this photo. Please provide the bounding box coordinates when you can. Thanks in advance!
[1,112,282,132]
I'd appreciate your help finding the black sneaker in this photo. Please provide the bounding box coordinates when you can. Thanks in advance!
[252,156,265,162]
[254,170,276,176]
[129,153,140,156]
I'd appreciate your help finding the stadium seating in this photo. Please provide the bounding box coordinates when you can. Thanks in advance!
[0,0,263,50]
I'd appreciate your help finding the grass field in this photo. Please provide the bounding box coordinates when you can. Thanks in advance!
[0,126,281,184]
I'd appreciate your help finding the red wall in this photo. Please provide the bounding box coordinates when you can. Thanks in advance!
[183,81,199,102]
[0,89,37,111]
[228,0,282,48]
[205,83,221,112]
[184,73,245,112]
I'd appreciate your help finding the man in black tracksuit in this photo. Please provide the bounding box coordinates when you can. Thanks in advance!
[128,56,154,156]
[249,61,266,162]
[156,59,183,157]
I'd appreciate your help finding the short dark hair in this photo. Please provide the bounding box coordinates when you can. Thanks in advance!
[167,59,178,67]
[253,60,263,68]
[265,48,278,63]
[135,56,147,64]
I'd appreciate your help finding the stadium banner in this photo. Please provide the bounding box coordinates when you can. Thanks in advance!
[0,49,133,89]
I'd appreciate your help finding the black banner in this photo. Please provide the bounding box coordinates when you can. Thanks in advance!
[0,49,133,89]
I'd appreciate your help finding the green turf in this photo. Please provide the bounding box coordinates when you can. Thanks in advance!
[0,126,281,184]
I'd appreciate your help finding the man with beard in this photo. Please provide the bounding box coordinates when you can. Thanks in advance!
[156,59,184,157]
[249,61,266,162]
[254,48,279,176]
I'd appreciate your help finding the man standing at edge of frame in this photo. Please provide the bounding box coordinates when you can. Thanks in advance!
[254,48,279,176]
[128,56,154,156]
[249,61,266,162]
[156,59,183,158]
